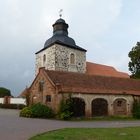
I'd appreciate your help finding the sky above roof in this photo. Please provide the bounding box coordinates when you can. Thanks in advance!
[0,0,140,96]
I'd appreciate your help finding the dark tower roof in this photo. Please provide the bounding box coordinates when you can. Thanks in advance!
[36,18,86,54]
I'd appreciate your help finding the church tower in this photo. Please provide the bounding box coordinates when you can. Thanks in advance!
[35,18,87,75]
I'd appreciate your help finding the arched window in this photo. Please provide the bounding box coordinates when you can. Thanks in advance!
[113,98,127,115]
[43,54,46,62]
[70,53,75,64]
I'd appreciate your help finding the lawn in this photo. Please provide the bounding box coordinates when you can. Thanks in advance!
[29,127,140,140]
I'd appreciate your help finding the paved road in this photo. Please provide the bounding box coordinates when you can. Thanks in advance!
[1,109,140,140]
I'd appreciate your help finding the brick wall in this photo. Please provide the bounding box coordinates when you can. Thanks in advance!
[30,68,62,113]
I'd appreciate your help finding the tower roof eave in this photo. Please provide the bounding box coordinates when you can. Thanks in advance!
[35,41,87,54]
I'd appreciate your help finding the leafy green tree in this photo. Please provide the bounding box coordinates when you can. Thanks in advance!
[0,87,11,97]
[128,42,140,79]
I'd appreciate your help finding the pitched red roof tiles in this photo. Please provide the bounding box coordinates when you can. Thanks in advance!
[45,70,140,95]
[86,62,129,78]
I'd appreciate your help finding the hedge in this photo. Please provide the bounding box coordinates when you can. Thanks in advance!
[0,104,26,109]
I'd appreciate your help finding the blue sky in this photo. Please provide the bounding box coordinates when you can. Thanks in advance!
[0,0,140,96]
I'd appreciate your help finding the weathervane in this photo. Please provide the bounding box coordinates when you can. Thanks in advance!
[59,9,63,18]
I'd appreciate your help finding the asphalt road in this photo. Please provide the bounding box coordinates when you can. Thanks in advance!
[1,109,140,140]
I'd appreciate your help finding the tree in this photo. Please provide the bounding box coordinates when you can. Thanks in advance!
[128,42,140,79]
[0,87,11,97]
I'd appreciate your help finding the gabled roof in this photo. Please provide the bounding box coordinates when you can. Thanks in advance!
[45,70,140,95]
[86,62,129,78]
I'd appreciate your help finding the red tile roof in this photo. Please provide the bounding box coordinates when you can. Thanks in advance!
[45,70,140,95]
[86,62,129,78]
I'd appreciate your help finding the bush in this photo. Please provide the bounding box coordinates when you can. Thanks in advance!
[59,111,73,120]
[0,104,26,109]
[58,99,73,120]
[20,103,54,118]
[20,107,33,118]
[31,103,54,118]
[133,101,140,119]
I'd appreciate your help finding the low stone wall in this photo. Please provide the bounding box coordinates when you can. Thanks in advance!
[10,98,26,105]
[0,97,26,105]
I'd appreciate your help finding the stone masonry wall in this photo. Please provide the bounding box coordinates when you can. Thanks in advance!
[35,45,56,75]
[35,44,86,75]
[55,44,86,73]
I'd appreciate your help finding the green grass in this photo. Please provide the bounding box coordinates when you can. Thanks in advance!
[29,127,140,140]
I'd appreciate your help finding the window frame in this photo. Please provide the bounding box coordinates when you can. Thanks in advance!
[46,95,51,102]
[70,53,75,64]
[38,80,44,92]
[43,54,46,63]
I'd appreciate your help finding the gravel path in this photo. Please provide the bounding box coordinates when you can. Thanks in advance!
[0,109,140,140]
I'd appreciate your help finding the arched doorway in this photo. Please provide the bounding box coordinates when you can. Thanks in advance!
[92,98,108,116]
[67,97,85,117]
[113,98,127,115]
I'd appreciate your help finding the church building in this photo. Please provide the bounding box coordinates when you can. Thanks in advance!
[26,17,140,117]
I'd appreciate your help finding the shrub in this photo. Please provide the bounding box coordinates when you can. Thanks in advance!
[31,103,54,118]
[133,101,140,119]
[20,107,33,118]
[59,111,73,120]
[58,99,73,120]
[0,104,26,109]
[20,103,54,118]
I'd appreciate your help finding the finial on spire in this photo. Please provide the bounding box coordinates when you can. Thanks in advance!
[59,9,63,18]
